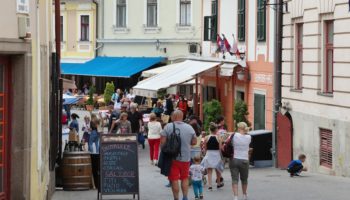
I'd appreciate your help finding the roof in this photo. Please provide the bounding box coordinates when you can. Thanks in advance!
[61,57,165,78]
[141,62,181,77]
[133,60,221,98]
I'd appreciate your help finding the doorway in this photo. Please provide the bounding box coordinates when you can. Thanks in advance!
[0,56,11,199]
[277,112,293,169]
[254,93,266,130]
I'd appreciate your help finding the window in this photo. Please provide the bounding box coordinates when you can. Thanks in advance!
[117,0,127,27]
[257,0,266,41]
[60,16,63,42]
[324,21,334,93]
[80,15,89,41]
[16,0,29,14]
[296,23,303,90]
[254,93,265,130]
[204,0,217,42]
[320,129,332,169]
[180,0,191,26]
[236,91,245,101]
[147,0,157,27]
[238,0,246,41]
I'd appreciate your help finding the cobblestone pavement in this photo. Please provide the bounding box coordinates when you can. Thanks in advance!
[54,110,350,200]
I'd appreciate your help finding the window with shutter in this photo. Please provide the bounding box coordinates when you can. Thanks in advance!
[324,21,334,94]
[238,0,245,41]
[320,129,333,169]
[257,0,266,41]
[147,0,157,27]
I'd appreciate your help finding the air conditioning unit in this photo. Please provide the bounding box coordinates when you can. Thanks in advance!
[18,16,30,39]
[189,43,198,54]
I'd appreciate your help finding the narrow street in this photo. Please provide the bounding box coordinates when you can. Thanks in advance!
[53,141,350,200]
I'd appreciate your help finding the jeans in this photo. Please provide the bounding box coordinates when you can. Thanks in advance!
[192,180,203,198]
[88,130,100,153]
[148,138,160,161]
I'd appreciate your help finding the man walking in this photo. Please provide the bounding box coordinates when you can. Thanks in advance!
[161,110,197,200]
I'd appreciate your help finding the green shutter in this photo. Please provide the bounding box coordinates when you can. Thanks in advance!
[257,0,266,41]
[204,16,210,41]
[254,93,266,130]
[211,15,217,42]
[238,0,245,41]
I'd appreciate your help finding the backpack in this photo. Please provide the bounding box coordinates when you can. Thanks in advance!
[162,123,181,158]
[221,133,235,158]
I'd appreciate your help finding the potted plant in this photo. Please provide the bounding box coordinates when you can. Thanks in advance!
[203,99,222,132]
[104,82,115,106]
[86,85,96,111]
[233,99,251,131]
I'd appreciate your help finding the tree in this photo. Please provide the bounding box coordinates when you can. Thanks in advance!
[104,82,115,105]
[86,85,96,105]
[233,99,251,130]
[203,99,222,132]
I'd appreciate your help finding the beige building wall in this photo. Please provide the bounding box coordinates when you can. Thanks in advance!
[99,0,202,59]
[0,0,52,199]
[282,0,350,177]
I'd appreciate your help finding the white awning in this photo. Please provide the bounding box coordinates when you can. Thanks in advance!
[141,63,181,77]
[134,60,220,98]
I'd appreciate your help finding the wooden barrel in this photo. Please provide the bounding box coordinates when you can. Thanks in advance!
[62,152,92,191]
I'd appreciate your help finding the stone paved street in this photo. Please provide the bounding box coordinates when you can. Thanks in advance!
[53,135,350,200]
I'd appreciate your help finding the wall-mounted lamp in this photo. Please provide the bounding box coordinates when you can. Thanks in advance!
[237,70,245,81]
[156,39,160,50]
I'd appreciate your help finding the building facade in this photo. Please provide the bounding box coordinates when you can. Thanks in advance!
[98,0,202,59]
[59,0,97,63]
[279,0,350,177]
[0,0,53,199]
[200,0,275,131]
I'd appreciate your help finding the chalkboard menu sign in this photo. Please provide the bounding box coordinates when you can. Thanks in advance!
[99,135,139,200]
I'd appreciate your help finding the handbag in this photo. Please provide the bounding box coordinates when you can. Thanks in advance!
[221,133,235,158]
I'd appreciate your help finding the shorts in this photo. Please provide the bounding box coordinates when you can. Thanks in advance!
[168,160,190,181]
[229,158,249,184]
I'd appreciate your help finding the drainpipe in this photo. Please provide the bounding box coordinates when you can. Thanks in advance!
[272,0,283,167]
[92,0,99,57]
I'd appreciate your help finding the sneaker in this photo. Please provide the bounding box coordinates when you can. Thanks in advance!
[165,183,171,187]
[243,194,248,200]
[208,187,213,191]
[194,197,199,200]
[217,183,224,189]
[182,197,188,200]
[199,194,203,199]
[233,196,238,200]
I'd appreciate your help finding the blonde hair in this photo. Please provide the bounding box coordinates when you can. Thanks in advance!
[91,114,100,125]
[149,113,157,121]
[120,112,128,120]
[237,122,249,132]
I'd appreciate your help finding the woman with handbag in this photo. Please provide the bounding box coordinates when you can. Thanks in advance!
[147,113,162,165]
[201,122,224,191]
[229,122,251,200]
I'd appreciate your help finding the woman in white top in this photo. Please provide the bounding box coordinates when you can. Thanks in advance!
[229,122,252,200]
[147,113,162,165]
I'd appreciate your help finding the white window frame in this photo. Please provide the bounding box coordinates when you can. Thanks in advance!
[77,13,92,42]
[17,0,29,14]
[178,0,192,26]
[144,0,159,27]
[113,0,129,33]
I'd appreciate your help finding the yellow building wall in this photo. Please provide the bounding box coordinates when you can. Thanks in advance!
[61,1,96,59]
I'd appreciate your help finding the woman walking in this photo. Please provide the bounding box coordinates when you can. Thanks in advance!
[229,122,251,200]
[147,113,162,165]
[89,114,100,153]
[202,122,224,191]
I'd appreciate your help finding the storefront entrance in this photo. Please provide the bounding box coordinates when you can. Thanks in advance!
[0,56,11,200]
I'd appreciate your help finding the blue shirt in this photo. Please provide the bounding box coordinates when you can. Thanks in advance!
[288,160,303,169]
[69,119,79,133]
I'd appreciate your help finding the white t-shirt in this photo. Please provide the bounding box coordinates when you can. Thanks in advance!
[147,121,162,139]
[233,133,251,160]
[190,164,205,181]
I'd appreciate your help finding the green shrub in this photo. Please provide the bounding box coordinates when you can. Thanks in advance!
[203,99,222,132]
[86,85,96,105]
[233,99,251,130]
[104,82,115,105]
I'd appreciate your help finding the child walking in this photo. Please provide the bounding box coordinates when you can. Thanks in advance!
[190,156,205,200]
[287,154,308,177]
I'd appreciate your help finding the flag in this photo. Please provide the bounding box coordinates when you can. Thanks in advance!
[223,34,233,56]
[231,34,241,57]
[216,34,225,53]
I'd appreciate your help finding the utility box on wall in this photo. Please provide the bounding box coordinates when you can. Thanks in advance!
[18,16,30,39]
